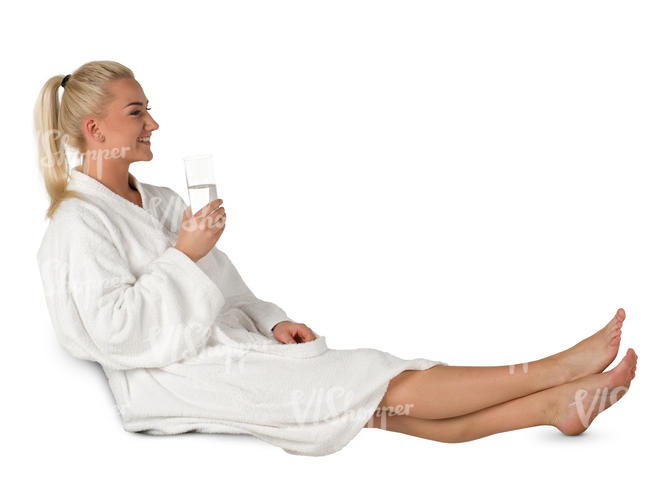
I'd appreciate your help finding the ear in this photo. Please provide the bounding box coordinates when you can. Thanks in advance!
[83,117,103,142]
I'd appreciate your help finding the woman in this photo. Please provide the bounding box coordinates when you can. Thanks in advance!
[34,60,638,456]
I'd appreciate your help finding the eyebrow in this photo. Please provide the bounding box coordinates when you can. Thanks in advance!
[123,100,149,109]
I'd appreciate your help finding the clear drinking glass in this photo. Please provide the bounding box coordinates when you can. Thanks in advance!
[184,154,218,216]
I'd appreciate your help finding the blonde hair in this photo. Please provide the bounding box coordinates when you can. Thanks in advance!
[33,60,135,219]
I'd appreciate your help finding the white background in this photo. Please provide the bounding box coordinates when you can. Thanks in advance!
[2,0,648,496]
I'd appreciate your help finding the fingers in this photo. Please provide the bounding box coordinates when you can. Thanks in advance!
[197,199,223,218]
[303,324,316,339]
[207,207,226,229]
[296,325,316,342]
[196,199,226,231]
[273,322,317,343]
[276,328,299,344]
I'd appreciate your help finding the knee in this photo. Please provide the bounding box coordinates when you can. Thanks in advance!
[364,409,397,431]
[379,370,421,413]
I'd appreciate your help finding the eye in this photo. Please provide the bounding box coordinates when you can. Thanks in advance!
[131,107,152,116]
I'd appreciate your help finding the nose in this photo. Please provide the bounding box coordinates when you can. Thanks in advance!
[145,113,160,132]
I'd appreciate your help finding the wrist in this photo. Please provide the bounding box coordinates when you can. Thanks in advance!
[272,320,291,332]
[174,244,197,263]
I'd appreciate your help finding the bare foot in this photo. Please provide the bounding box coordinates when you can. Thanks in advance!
[551,348,637,436]
[555,308,625,382]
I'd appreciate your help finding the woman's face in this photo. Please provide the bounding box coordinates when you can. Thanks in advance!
[83,77,159,164]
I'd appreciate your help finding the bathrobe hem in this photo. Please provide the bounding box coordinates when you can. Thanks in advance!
[117,359,448,456]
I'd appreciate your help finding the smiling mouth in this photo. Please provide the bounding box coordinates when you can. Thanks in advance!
[136,136,151,146]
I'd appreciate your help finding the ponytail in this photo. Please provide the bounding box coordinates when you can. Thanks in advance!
[33,61,134,219]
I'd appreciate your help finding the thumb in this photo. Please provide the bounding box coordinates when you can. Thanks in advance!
[181,206,192,225]
[179,206,193,230]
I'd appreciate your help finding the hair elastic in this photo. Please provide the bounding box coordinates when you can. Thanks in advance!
[61,74,71,88]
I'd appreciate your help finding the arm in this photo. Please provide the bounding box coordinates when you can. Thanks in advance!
[212,248,293,340]
[164,188,292,340]
[44,211,226,369]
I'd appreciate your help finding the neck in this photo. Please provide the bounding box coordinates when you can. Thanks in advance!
[76,157,137,198]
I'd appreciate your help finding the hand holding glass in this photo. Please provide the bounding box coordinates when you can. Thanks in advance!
[176,154,226,261]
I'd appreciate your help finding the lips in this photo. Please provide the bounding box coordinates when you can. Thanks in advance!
[136,135,151,146]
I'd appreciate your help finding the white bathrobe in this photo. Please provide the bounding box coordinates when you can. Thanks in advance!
[36,168,446,456]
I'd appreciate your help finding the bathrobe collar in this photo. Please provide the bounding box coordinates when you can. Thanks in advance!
[69,166,148,212]
[67,166,178,239]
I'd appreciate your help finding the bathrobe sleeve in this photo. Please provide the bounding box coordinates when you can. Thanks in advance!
[42,210,226,370]
[211,248,294,340]
[164,187,293,341]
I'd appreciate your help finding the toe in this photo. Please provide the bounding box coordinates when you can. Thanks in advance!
[605,309,626,330]
[610,328,622,340]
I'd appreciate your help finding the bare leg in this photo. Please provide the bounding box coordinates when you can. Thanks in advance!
[368,379,554,443]
[378,309,625,419]
[366,350,637,443]
[379,360,564,420]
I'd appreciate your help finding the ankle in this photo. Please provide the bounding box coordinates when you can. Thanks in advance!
[547,353,572,385]
[543,385,562,427]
